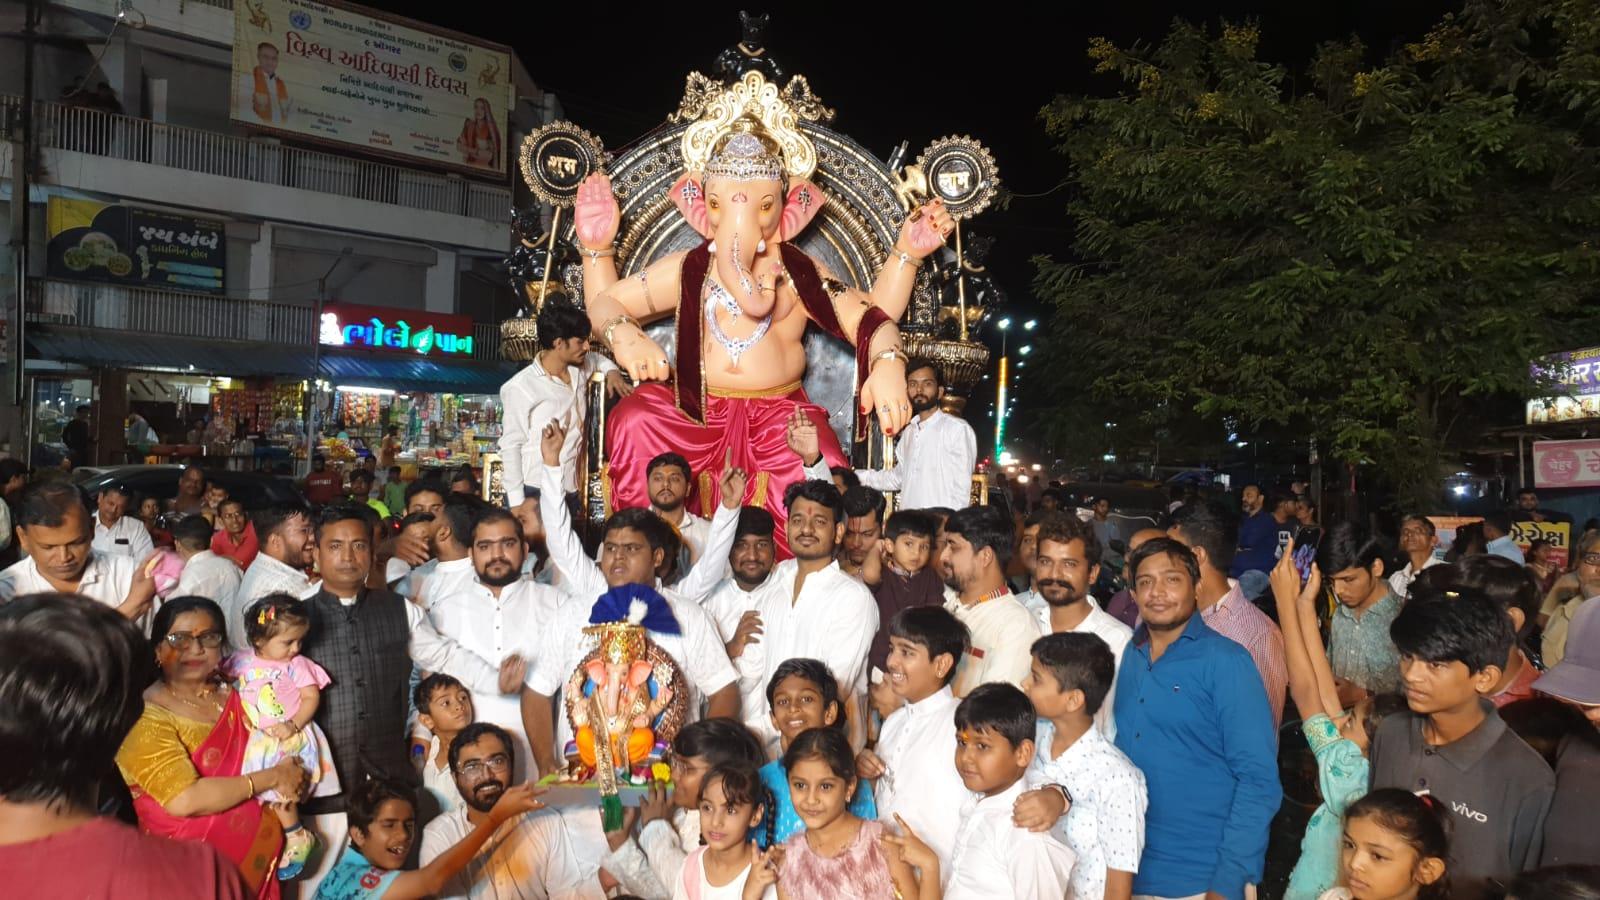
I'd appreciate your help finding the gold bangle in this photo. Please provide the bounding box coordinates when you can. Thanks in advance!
[601,314,640,349]
[870,348,909,373]
[244,772,256,799]
[890,244,924,271]
[581,245,616,260]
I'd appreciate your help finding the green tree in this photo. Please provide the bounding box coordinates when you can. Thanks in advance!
[1034,1,1600,509]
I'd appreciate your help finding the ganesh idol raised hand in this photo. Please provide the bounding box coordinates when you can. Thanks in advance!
[575,111,951,555]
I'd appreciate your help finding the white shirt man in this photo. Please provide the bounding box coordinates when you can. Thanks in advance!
[875,685,968,877]
[1389,555,1443,598]
[803,408,977,512]
[944,779,1077,900]
[416,556,476,612]
[176,550,242,609]
[91,509,153,561]
[740,558,877,747]
[429,575,567,777]
[944,590,1043,697]
[704,568,787,738]
[421,806,602,900]
[529,458,741,861]
[234,551,317,648]
[499,349,616,505]
[1035,597,1132,738]
[0,550,136,608]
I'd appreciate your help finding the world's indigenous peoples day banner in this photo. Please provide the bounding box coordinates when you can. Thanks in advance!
[230,0,513,178]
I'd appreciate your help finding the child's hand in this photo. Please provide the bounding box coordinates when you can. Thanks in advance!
[743,843,781,898]
[1012,786,1067,832]
[881,813,939,873]
[855,748,886,780]
[638,779,673,826]
[265,722,298,741]
[1268,539,1301,612]
[498,653,527,694]
[488,782,546,824]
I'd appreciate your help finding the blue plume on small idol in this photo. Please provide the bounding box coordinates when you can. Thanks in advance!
[589,583,681,635]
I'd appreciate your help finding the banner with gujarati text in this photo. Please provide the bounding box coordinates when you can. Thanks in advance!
[230,0,511,178]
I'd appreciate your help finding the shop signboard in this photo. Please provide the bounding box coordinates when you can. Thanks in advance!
[1527,346,1600,424]
[1533,439,1600,489]
[319,303,474,356]
[230,0,512,178]
[45,198,226,293]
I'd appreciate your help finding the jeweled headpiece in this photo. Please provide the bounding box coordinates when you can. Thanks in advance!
[679,71,821,182]
[704,118,786,184]
[585,621,647,666]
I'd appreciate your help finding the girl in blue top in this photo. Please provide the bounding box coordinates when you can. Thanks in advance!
[755,659,876,847]
[1271,543,1409,900]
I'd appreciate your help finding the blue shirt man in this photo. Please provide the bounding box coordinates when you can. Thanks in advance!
[1114,537,1280,900]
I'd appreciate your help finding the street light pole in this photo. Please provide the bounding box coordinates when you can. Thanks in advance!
[993,319,1036,463]
[303,248,351,476]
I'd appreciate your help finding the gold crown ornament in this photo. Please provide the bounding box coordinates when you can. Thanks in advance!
[584,621,648,666]
[680,71,817,182]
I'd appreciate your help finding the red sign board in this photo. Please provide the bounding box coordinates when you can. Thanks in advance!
[318,303,474,356]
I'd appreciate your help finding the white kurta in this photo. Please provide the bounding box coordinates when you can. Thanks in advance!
[874,686,968,880]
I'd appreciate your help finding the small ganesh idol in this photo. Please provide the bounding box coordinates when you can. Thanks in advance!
[561,585,689,825]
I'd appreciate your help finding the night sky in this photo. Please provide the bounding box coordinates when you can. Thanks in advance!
[396,1,1458,335]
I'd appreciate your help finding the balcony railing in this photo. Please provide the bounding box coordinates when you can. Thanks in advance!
[2,95,511,223]
[27,279,506,363]
[28,279,315,344]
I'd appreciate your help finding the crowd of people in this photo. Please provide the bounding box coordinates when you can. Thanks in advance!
[2,328,1599,900]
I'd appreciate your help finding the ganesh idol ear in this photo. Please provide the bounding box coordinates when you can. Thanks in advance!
[670,174,712,238]
[778,180,825,242]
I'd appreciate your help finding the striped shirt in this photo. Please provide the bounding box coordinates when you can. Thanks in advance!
[1201,581,1288,729]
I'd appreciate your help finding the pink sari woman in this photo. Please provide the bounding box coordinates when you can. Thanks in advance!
[456,97,501,170]
[117,597,308,899]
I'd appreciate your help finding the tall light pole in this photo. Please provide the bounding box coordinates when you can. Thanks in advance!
[993,318,1036,461]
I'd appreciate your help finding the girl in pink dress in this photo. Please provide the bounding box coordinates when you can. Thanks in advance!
[769,728,936,900]
[231,595,339,801]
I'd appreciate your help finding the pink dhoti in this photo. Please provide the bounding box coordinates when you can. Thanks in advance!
[606,381,848,558]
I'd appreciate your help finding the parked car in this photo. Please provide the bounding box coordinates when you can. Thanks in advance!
[73,465,304,512]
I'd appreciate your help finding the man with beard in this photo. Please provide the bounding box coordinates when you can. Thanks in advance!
[420,723,604,899]
[838,485,886,580]
[797,359,977,511]
[427,507,565,778]
[234,502,318,648]
[414,495,486,612]
[740,480,878,749]
[700,508,787,742]
[646,452,709,570]
[297,505,517,898]
[1031,512,1132,737]
[939,504,1043,696]
[1112,538,1279,900]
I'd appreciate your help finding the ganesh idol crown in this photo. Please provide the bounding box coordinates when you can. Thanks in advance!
[506,12,1000,554]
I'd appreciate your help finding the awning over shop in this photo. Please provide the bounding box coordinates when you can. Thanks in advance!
[318,351,514,395]
[27,326,313,377]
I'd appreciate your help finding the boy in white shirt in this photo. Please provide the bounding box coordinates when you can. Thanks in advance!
[1024,632,1148,900]
[858,607,1066,879]
[945,682,1077,900]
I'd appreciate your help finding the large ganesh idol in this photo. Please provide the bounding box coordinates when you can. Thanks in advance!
[575,73,954,554]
